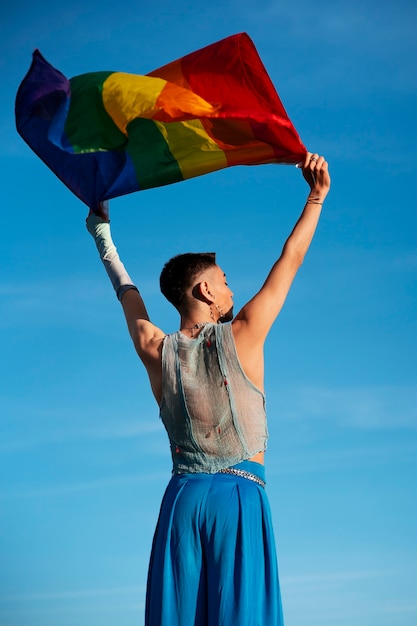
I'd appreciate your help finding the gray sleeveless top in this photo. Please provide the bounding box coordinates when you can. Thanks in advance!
[159,323,268,474]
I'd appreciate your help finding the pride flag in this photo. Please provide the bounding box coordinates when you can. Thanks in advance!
[16,33,306,209]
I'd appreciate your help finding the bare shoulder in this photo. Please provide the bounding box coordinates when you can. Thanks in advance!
[131,319,165,404]
[132,318,165,364]
[120,290,165,363]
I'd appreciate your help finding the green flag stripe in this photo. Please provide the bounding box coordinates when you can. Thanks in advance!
[126,118,183,190]
[67,72,126,152]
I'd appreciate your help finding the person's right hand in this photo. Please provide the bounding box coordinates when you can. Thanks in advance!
[302,152,331,201]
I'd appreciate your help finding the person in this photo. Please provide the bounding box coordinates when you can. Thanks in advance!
[86,152,330,626]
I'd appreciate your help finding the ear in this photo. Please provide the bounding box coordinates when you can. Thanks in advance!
[192,280,215,304]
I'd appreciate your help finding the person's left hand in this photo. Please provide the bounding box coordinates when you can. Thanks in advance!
[87,200,110,222]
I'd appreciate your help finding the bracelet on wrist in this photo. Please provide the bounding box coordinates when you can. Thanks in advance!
[306,196,323,206]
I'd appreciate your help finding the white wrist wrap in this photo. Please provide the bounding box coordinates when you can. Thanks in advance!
[86,214,138,301]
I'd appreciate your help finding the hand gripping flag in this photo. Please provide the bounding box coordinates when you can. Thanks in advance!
[15,33,306,209]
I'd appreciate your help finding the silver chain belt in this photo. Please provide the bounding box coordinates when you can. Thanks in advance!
[218,467,265,488]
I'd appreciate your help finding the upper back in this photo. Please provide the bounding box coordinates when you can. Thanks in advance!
[159,323,268,473]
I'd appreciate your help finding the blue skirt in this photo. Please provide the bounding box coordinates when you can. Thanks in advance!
[145,461,284,626]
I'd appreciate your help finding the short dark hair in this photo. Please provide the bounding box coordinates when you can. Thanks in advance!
[160,252,217,309]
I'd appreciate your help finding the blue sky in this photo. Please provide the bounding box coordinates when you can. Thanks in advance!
[1,1,416,625]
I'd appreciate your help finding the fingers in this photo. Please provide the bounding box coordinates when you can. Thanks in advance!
[304,153,329,171]
[302,152,318,187]
[305,152,323,169]
[303,151,313,168]
[310,155,329,181]
[302,152,330,192]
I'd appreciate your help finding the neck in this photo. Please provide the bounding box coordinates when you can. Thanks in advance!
[180,320,211,338]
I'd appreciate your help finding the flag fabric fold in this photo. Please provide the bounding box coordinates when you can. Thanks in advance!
[15,33,306,209]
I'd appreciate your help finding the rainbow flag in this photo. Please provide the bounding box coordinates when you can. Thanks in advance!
[15,33,306,209]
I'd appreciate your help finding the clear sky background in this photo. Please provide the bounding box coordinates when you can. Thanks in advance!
[1,1,416,625]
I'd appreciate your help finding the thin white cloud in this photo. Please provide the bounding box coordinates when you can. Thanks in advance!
[280,384,417,430]
[1,470,169,499]
[0,584,143,603]
[0,275,161,330]
[0,421,163,455]
[283,568,387,587]
[0,404,163,455]
[272,440,417,476]
[281,566,417,621]
[382,604,417,614]
[0,276,147,306]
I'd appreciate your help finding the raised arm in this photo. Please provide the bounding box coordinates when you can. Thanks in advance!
[233,153,330,347]
[86,203,165,375]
